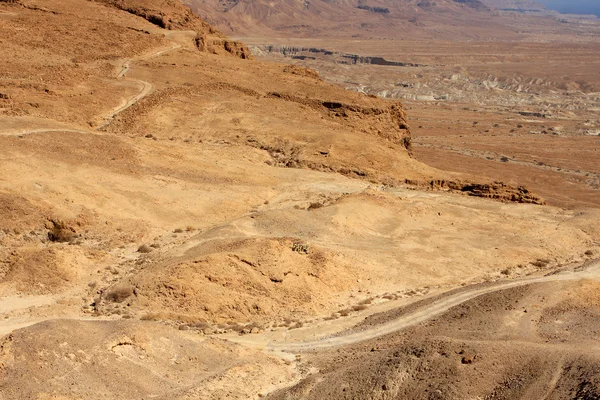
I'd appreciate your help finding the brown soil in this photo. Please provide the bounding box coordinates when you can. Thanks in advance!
[267,280,600,399]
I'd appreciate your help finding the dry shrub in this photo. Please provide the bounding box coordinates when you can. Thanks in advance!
[352,304,368,312]
[245,322,263,331]
[137,244,152,253]
[227,323,246,333]
[585,250,594,256]
[291,243,309,254]
[289,321,304,330]
[276,318,295,328]
[307,202,323,210]
[531,258,550,268]
[140,313,160,321]
[47,220,77,243]
[105,286,134,303]
[190,321,211,330]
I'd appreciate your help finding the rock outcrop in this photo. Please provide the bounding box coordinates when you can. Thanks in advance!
[95,0,251,59]
[406,179,545,204]
[266,92,412,152]
[195,33,252,59]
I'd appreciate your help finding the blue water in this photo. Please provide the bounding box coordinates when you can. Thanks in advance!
[539,0,600,17]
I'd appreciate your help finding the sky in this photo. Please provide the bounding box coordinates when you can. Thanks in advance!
[539,0,600,16]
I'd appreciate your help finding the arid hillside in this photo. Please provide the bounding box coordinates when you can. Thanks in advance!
[267,275,600,399]
[1,0,600,398]
[481,0,546,11]
[184,0,596,39]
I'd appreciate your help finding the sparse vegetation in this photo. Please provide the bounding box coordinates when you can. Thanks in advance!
[137,244,152,253]
[338,308,351,317]
[307,202,323,210]
[105,286,134,303]
[47,220,77,243]
[531,258,551,268]
[289,321,304,329]
[291,243,309,254]
[500,267,513,276]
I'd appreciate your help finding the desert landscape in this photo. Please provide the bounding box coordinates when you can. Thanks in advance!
[1,0,599,398]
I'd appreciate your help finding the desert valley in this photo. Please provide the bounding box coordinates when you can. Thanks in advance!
[1,0,600,398]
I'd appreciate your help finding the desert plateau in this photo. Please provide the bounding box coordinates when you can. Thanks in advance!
[1,0,600,398]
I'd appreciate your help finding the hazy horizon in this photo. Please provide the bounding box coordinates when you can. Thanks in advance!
[539,0,600,16]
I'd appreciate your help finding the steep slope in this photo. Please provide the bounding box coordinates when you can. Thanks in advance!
[184,0,553,39]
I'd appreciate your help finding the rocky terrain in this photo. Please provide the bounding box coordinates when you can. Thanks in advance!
[185,0,598,39]
[242,32,600,208]
[1,0,600,398]
[267,273,600,399]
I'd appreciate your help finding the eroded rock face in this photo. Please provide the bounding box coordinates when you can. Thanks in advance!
[406,179,546,204]
[195,33,253,59]
[266,92,412,152]
[94,0,215,30]
[453,0,490,11]
[94,0,252,59]
[282,65,321,80]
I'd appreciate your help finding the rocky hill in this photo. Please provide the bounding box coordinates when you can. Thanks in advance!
[184,0,559,38]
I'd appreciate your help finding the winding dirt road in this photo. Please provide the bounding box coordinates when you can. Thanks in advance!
[0,41,182,137]
[96,42,181,129]
[266,260,600,352]
[0,41,183,332]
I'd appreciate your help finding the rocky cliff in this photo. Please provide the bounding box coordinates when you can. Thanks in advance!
[94,0,252,58]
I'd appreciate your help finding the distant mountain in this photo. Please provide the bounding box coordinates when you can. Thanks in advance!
[184,0,530,39]
[480,0,546,12]
[540,0,600,17]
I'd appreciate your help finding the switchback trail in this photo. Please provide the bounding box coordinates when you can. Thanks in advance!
[96,42,182,129]
[266,260,600,352]
[0,41,182,137]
